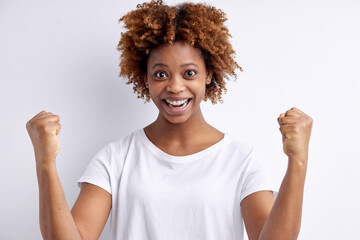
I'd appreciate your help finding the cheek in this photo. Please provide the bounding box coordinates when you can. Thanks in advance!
[194,82,207,96]
[147,84,162,101]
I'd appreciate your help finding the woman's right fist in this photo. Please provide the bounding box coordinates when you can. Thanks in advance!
[26,111,61,166]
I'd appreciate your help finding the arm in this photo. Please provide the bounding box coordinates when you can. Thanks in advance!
[242,107,312,240]
[241,159,306,240]
[258,159,307,240]
[37,162,112,240]
[71,182,112,240]
[27,111,111,240]
[37,161,84,240]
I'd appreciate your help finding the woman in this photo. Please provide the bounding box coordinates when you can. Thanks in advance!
[26,0,313,239]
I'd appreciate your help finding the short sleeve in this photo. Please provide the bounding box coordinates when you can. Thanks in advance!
[239,147,278,204]
[77,143,112,194]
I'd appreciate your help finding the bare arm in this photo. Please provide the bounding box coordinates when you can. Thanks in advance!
[242,107,312,240]
[37,161,111,240]
[258,159,307,240]
[27,111,111,240]
[259,107,311,239]
[37,161,83,240]
[241,159,306,240]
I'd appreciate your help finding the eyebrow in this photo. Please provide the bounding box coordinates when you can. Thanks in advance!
[152,62,199,69]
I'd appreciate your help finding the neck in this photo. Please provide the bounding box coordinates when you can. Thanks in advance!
[145,107,213,144]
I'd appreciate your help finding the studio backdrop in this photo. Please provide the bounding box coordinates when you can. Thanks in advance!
[0,0,359,239]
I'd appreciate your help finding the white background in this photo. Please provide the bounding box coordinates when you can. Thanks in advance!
[1,0,359,239]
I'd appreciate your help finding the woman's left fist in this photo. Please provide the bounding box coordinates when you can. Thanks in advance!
[278,107,313,164]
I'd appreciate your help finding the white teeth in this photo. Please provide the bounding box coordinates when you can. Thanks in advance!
[165,98,190,109]
[165,99,189,105]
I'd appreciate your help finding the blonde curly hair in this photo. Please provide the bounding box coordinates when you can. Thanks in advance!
[117,0,243,104]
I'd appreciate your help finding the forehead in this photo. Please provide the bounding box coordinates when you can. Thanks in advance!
[147,41,205,66]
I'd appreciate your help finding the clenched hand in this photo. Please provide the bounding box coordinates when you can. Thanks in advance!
[26,111,61,167]
[278,107,313,165]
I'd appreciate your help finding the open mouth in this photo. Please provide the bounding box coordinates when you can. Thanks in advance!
[162,98,192,109]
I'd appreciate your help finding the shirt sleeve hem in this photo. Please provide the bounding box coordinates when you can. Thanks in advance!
[77,176,112,195]
[240,186,279,205]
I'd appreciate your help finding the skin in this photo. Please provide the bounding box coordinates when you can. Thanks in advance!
[243,107,313,240]
[26,40,313,239]
[142,40,225,156]
[27,111,110,240]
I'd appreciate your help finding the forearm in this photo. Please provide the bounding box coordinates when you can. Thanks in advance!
[36,160,83,240]
[258,158,307,240]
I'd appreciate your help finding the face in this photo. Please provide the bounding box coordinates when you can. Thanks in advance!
[144,41,213,124]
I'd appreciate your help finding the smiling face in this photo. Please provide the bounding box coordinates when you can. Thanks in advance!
[144,40,213,125]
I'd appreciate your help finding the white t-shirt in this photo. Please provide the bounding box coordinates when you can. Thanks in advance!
[78,128,278,240]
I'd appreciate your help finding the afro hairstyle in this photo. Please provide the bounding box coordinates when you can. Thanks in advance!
[117,0,243,104]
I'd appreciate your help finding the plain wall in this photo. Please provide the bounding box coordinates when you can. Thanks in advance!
[1,0,359,239]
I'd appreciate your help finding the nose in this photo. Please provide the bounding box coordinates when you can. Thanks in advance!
[166,75,186,93]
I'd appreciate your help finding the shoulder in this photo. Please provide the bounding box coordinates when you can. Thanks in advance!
[90,129,139,165]
[107,129,138,152]
[222,134,270,171]
[223,133,255,158]
[102,127,146,155]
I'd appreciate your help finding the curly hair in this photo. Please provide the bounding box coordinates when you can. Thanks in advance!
[117,0,243,104]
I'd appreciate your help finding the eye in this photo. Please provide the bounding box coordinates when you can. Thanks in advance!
[154,71,167,78]
[185,70,196,77]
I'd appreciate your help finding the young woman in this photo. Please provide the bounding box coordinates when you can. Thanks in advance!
[26,0,313,239]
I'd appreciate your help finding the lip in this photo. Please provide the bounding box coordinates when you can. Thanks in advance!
[162,98,192,115]
[163,97,192,101]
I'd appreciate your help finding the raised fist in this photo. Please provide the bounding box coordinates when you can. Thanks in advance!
[26,111,61,167]
[278,107,313,164]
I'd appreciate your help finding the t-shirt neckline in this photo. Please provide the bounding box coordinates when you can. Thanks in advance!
[137,127,229,163]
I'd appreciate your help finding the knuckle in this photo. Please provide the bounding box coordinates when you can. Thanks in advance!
[34,119,47,129]
[43,125,54,134]
[28,118,35,125]
[34,120,42,128]
[301,121,307,127]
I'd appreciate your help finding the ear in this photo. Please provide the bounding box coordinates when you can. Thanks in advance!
[144,75,149,89]
[205,69,213,85]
